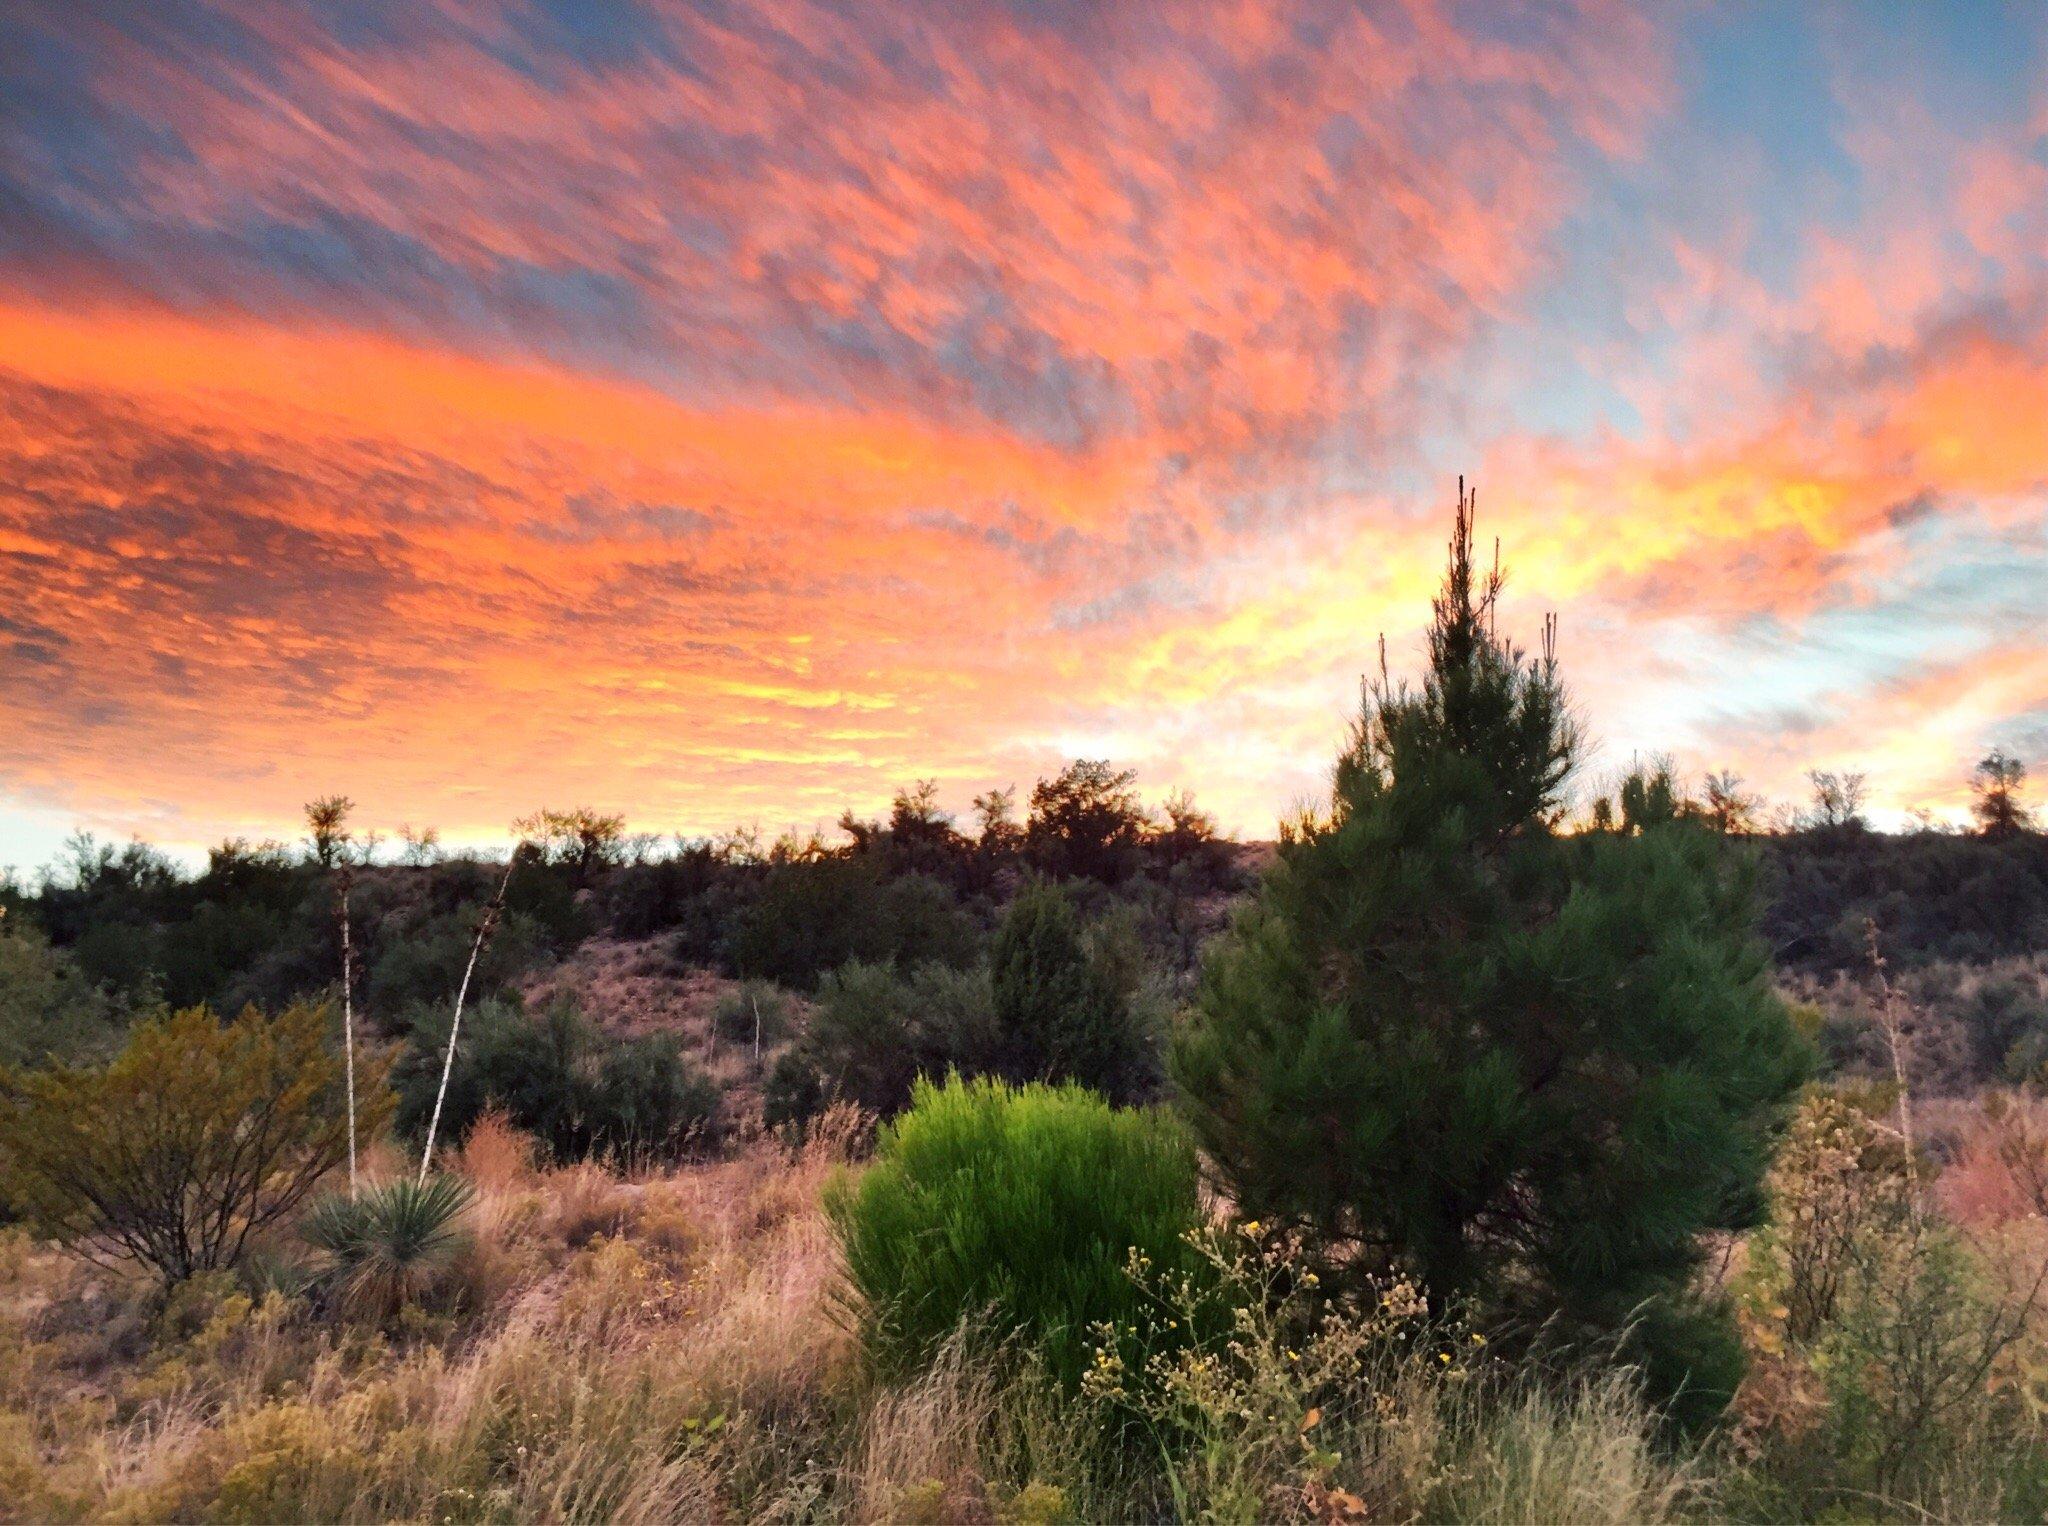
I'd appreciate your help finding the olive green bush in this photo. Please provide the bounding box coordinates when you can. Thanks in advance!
[394,1000,719,1164]
[0,1002,389,1285]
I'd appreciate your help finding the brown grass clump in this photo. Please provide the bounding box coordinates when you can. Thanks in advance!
[456,1107,535,1192]
[537,1161,643,1249]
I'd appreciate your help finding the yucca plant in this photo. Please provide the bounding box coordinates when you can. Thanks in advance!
[302,1174,475,1317]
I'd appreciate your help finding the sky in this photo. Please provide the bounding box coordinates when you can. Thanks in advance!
[1,0,2044,866]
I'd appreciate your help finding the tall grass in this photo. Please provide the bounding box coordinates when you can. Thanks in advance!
[1430,1370,1695,1525]
[3,1090,2041,1524]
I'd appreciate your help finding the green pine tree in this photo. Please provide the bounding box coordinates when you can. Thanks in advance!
[990,879,1147,1101]
[1172,482,1808,1420]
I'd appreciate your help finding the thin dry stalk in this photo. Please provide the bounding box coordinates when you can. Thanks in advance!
[421,848,521,1183]
[337,861,358,1197]
[1866,918,1921,1208]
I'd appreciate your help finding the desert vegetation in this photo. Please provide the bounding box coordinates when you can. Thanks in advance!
[1,498,2045,1522]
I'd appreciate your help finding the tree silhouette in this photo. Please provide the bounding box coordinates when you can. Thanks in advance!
[1807,770,1869,831]
[1972,748,2035,839]
[1026,760,1146,881]
[304,795,354,868]
[1703,770,1763,834]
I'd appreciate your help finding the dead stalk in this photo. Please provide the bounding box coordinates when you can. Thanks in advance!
[1866,917,1920,1210]
[337,861,358,1197]
[419,847,521,1184]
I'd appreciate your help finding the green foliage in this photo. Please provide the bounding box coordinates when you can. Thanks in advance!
[393,1000,719,1164]
[301,1175,475,1317]
[0,1003,391,1285]
[840,780,977,880]
[1173,489,1808,1416]
[1743,1088,1912,1345]
[991,880,1151,1102]
[1147,788,1239,892]
[22,835,345,1014]
[0,919,126,1067]
[156,893,299,1010]
[365,905,546,1014]
[825,1075,1205,1389]
[592,1033,723,1163]
[501,862,594,951]
[34,833,182,951]
[1760,829,2048,976]
[1073,1227,1688,1524]
[1734,1089,2048,1516]
[732,860,979,988]
[782,960,996,1118]
[763,1047,829,1132]
[68,915,163,995]
[775,911,1156,1124]
[711,980,795,1049]
[603,842,733,940]
[730,857,878,986]
[881,873,985,970]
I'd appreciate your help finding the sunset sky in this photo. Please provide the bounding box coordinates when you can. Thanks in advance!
[2,0,2044,865]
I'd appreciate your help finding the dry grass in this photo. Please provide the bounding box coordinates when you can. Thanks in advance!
[847,1333,1001,1522]
[1430,1369,1697,1525]
[0,1108,862,1524]
[10,1093,2041,1523]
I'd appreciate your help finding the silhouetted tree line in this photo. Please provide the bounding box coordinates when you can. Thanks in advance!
[0,761,1240,1053]
[1,736,2039,1098]
[603,761,1244,986]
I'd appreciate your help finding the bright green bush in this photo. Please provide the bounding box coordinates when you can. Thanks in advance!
[824,1074,1205,1388]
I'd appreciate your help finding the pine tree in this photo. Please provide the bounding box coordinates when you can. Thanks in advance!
[990,879,1147,1101]
[1173,482,1808,1419]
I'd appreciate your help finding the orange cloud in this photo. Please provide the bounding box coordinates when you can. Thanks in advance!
[1,1,2044,855]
